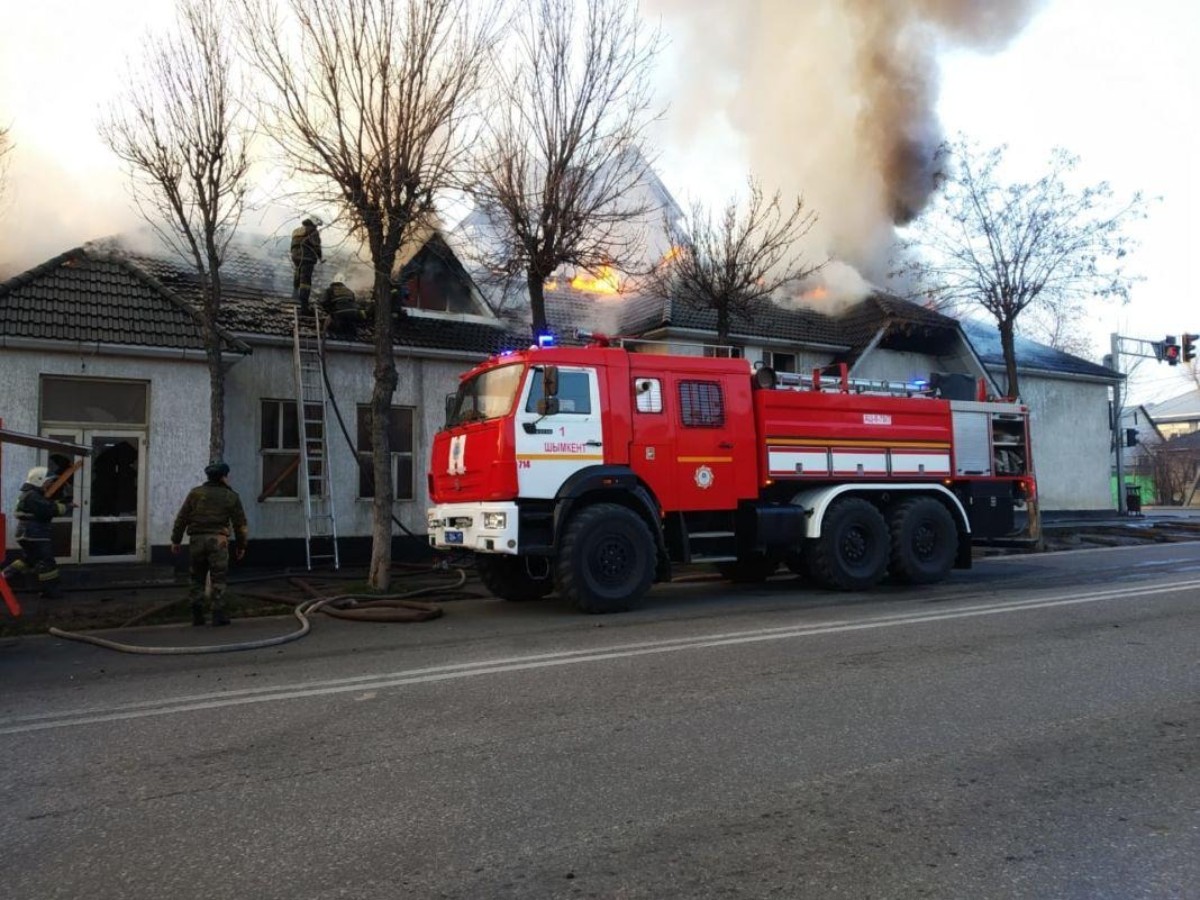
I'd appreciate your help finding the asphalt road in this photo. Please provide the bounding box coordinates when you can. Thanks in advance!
[2,543,1198,900]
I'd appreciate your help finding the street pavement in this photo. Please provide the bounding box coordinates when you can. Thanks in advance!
[1,542,1198,899]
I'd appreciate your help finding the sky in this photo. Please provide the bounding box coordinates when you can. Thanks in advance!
[0,0,1196,404]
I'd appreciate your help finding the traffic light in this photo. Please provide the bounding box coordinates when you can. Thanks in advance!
[1184,333,1197,363]
[1163,335,1180,366]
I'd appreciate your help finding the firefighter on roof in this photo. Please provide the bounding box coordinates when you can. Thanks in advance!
[1,467,70,598]
[171,461,249,627]
[320,280,369,336]
[290,217,323,314]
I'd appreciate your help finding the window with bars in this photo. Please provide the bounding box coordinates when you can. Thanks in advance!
[260,400,301,499]
[679,381,725,428]
[356,406,415,501]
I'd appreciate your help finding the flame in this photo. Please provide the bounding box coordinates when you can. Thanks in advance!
[659,246,682,266]
[571,265,620,295]
[544,279,558,290]
[804,285,829,302]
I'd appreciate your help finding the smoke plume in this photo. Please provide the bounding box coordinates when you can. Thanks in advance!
[648,0,1044,287]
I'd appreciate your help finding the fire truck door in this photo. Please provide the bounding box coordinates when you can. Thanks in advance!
[671,375,752,510]
[514,366,605,499]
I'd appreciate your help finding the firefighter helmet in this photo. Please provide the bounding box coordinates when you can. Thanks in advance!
[25,466,50,489]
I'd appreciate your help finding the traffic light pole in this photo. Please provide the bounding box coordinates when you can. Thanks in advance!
[1111,332,1127,516]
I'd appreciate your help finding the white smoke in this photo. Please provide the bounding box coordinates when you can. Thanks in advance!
[647,0,1045,286]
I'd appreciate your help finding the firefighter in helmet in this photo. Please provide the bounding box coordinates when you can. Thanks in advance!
[1,467,71,598]
[290,217,323,314]
[320,279,369,337]
[170,461,249,626]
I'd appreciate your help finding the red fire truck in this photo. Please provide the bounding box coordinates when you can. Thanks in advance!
[427,338,1038,613]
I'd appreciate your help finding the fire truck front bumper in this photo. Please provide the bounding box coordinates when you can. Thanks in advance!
[427,502,520,555]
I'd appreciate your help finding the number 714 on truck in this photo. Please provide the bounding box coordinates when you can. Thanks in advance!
[427,335,1038,613]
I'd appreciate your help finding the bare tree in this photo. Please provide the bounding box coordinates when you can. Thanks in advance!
[895,137,1148,399]
[641,179,823,345]
[470,0,663,338]
[101,0,250,459]
[241,0,498,589]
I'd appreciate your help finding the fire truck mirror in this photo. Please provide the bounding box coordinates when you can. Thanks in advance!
[542,365,560,399]
[444,393,457,427]
[536,396,560,417]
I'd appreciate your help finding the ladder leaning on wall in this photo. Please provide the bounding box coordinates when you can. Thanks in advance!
[290,307,340,570]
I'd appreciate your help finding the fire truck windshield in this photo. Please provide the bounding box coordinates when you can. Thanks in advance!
[446,363,524,427]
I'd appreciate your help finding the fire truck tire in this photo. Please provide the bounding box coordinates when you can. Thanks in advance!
[887,497,957,584]
[716,555,780,583]
[475,554,554,602]
[807,498,889,591]
[557,502,655,614]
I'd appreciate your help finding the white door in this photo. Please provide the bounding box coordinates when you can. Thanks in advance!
[81,431,147,562]
[514,366,605,499]
[41,429,84,563]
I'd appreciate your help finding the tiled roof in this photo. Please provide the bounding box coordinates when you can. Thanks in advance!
[958,318,1117,380]
[0,247,248,352]
[86,234,527,357]
[541,286,961,355]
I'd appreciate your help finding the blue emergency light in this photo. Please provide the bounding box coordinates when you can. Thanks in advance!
[536,332,556,348]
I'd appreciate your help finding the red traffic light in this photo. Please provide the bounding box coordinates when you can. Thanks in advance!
[1164,343,1180,365]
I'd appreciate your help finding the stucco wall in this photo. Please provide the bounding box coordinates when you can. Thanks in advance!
[1013,375,1113,510]
[0,348,210,555]
[223,344,471,542]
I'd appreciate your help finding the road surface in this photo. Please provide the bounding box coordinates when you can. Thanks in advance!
[2,542,1198,899]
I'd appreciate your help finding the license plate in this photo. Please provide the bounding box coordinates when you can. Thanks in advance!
[444,530,464,544]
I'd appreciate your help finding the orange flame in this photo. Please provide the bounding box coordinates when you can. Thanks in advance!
[659,246,682,266]
[571,265,620,295]
[804,285,829,302]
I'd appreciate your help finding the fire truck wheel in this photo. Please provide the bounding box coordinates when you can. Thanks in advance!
[887,497,957,584]
[716,554,780,583]
[807,498,889,591]
[557,502,655,614]
[475,554,554,602]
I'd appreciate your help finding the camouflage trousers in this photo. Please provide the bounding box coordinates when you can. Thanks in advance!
[188,533,230,611]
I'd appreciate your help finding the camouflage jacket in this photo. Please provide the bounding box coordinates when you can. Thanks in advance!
[15,484,67,541]
[171,483,249,544]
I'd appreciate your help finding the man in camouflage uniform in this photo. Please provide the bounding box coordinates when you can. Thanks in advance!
[1,466,70,598]
[290,218,323,314]
[171,461,248,626]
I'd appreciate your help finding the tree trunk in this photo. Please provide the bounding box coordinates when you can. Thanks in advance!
[998,318,1020,400]
[368,263,398,591]
[199,263,225,461]
[207,338,225,460]
[528,271,547,339]
[716,302,730,346]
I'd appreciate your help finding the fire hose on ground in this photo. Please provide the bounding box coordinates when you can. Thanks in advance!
[47,567,465,655]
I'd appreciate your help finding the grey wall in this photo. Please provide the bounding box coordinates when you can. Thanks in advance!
[0,347,210,556]
[1012,374,1114,510]
[223,343,471,542]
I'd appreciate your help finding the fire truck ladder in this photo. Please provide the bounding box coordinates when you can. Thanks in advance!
[291,307,340,570]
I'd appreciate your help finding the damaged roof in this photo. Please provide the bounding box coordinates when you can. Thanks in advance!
[0,235,525,358]
[0,247,248,353]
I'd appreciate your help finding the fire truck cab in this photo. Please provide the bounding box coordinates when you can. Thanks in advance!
[427,340,1037,613]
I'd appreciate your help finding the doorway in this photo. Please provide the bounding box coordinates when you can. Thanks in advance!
[42,430,146,563]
